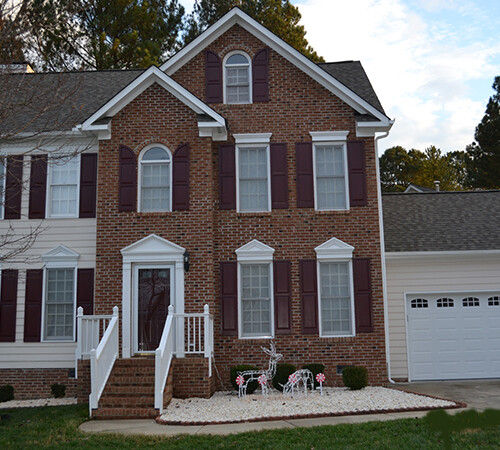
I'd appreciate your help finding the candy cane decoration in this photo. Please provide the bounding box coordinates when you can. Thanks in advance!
[258,374,268,396]
[316,372,326,395]
[236,375,245,398]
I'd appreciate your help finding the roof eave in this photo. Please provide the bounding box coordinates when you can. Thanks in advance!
[356,119,394,137]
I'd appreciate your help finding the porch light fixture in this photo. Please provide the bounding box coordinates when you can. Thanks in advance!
[184,251,190,272]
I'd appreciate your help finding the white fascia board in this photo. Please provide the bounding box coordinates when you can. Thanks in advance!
[161,8,391,124]
[233,133,272,144]
[356,120,394,137]
[79,66,226,138]
[385,249,500,260]
[310,131,348,142]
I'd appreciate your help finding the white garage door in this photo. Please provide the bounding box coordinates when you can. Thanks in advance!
[407,292,500,381]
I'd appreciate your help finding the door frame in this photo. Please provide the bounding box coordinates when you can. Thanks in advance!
[133,264,174,355]
[121,234,186,358]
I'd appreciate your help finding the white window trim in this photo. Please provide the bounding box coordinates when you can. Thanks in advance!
[310,131,350,211]
[236,239,275,339]
[315,237,356,338]
[137,144,173,213]
[40,244,79,343]
[235,142,272,213]
[46,154,81,218]
[223,50,252,105]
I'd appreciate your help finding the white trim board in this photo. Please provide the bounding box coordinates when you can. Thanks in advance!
[386,250,500,260]
[160,8,392,130]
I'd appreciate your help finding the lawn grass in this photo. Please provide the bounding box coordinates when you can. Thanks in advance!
[1,404,499,449]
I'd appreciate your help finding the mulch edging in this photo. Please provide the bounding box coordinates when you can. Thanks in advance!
[155,390,466,426]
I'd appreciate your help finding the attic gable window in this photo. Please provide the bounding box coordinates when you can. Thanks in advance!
[224,52,251,104]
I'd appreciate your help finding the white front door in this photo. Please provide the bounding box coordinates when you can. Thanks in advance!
[407,292,500,381]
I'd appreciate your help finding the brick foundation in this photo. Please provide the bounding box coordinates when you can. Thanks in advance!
[172,356,216,399]
[77,359,91,404]
[0,368,77,400]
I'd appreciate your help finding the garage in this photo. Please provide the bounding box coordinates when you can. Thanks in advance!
[407,292,500,381]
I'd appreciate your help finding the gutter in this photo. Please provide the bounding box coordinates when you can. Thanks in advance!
[374,126,396,384]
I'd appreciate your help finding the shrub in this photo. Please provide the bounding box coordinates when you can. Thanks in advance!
[51,383,66,398]
[230,365,259,394]
[302,363,326,389]
[0,385,14,402]
[272,363,296,391]
[342,366,368,390]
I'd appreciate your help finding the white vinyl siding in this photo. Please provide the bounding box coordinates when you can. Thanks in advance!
[238,146,269,212]
[240,264,272,337]
[225,53,250,104]
[315,144,346,210]
[319,262,353,336]
[43,268,75,341]
[48,156,79,217]
[139,146,171,212]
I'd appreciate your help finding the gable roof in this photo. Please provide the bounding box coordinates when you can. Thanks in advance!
[383,191,500,252]
[161,7,392,128]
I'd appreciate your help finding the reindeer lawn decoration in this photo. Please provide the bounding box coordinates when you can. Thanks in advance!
[237,341,283,398]
[281,369,314,397]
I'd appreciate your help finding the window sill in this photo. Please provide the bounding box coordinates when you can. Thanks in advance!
[238,335,274,340]
[236,211,272,217]
[314,209,350,215]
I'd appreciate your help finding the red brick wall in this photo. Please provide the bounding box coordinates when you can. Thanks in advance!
[172,356,216,398]
[0,368,77,400]
[94,23,387,392]
[77,360,91,404]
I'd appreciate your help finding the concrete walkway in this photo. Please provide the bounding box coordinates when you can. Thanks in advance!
[79,409,432,436]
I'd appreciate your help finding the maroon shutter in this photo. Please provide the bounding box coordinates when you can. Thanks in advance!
[274,260,291,334]
[0,270,18,342]
[300,260,318,334]
[77,269,94,315]
[118,145,136,212]
[296,142,314,208]
[172,143,190,211]
[219,144,236,210]
[28,155,47,219]
[24,269,43,342]
[4,155,23,219]
[353,258,373,333]
[252,48,269,102]
[220,261,237,336]
[205,50,222,103]
[347,141,367,207]
[79,154,98,218]
[270,143,288,209]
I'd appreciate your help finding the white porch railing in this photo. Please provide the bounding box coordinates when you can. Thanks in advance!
[75,308,115,361]
[89,306,119,415]
[154,304,214,414]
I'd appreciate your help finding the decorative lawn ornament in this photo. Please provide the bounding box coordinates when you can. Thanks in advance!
[316,372,326,395]
[235,375,245,397]
[258,374,268,396]
[237,341,283,398]
[282,369,314,397]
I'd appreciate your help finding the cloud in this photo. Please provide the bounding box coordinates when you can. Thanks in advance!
[296,0,500,153]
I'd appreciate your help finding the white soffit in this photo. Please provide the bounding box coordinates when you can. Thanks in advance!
[315,237,354,260]
[79,66,227,141]
[236,239,275,261]
[160,8,391,127]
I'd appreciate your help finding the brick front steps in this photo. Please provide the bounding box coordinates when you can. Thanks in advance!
[92,357,159,419]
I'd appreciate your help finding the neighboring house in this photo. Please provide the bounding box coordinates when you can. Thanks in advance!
[0,8,394,416]
[383,190,500,382]
[403,183,437,193]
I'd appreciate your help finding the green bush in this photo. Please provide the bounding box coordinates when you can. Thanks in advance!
[302,363,326,389]
[0,385,14,402]
[51,383,66,398]
[230,365,259,394]
[342,366,368,390]
[272,363,296,391]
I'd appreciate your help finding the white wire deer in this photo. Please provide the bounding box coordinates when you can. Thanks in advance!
[281,369,314,397]
[237,341,283,398]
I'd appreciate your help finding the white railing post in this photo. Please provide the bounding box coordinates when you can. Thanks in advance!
[75,306,84,378]
[89,348,97,414]
[203,304,212,377]
[155,304,175,414]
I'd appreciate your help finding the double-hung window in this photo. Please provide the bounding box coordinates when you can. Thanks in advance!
[235,133,272,212]
[48,155,79,217]
[236,239,275,339]
[224,52,251,104]
[311,131,349,210]
[139,146,172,212]
[315,237,355,337]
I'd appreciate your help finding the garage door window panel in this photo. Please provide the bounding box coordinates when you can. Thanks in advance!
[488,296,500,306]
[411,298,428,309]
[463,297,480,307]
[437,298,454,308]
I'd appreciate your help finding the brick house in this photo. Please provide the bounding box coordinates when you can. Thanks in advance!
[0,8,393,417]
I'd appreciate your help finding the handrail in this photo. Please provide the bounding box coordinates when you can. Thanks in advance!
[89,306,119,416]
[155,304,175,413]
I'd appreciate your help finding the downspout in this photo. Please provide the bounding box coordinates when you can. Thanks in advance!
[374,124,396,384]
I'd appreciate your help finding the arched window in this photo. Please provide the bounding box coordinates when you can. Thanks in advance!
[224,52,251,104]
[139,146,172,212]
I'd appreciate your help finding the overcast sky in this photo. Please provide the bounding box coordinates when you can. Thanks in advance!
[179,0,500,154]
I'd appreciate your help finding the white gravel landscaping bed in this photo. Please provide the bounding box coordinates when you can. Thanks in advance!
[0,397,77,409]
[159,387,459,424]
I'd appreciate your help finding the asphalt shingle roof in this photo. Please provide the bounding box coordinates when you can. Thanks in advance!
[318,61,386,115]
[382,191,500,252]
